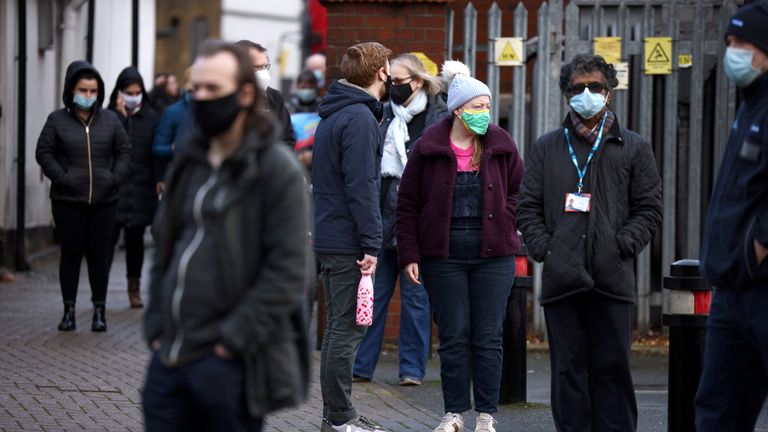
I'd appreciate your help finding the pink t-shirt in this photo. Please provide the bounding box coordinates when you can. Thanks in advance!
[450,139,475,172]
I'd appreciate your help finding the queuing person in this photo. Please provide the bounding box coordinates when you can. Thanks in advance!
[696,2,768,430]
[235,40,296,147]
[142,40,310,431]
[305,52,327,91]
[517,54,662,432]
[313,42,391,432]
[353,53,447,387]
[287,69,323,114]
[106,66,160,308]
[148,72,180,116]
[396,61,524,432]
[287,70,323,172]
[35,60,131,332]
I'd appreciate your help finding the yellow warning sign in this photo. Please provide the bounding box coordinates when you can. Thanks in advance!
[410,52,438,76]
[494,37,524,67]
[593,37,622,64]
[678,54,692,69]
[644,37,672,75]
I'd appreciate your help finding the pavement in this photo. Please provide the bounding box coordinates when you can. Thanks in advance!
[0,248,766,431]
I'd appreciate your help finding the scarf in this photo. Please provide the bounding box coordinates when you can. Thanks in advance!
[381,90,428,178]
[568,109,615,144]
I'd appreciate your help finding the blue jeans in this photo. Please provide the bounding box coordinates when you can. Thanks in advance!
[695,287,768,432]
[421,229,515,414]
[353,247,430,380]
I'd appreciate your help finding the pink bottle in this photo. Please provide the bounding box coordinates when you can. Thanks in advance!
[356,274,374,326]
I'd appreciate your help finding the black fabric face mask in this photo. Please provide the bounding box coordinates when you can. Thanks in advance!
[390,82,415,106]
[192,93,241,137]
[380,75,392,102]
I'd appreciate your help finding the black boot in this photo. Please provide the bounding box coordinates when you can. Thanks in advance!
[91,303,107,332]
[58,303,76,331]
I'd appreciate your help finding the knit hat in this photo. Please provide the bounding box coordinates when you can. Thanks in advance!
[725,0,768,55]
[442,60,492,112]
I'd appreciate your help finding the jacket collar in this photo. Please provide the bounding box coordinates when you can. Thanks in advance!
[742,72,768,109]
[561,109,623,144]
[416,114,517,156]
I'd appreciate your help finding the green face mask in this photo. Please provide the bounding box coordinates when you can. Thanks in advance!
[460,108,490,135]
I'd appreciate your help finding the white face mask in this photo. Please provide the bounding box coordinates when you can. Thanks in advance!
[255,69,271,91]
[120,91,143,110]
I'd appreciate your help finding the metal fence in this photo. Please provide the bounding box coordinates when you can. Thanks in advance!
[448,0,740,333]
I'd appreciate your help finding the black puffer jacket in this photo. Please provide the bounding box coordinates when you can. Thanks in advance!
[517,113,662,304]
[36,61,131,205]
[108,66,160,227]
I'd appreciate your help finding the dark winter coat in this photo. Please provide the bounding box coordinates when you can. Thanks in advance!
[285,94,322,114]
[36,60,131,205]
[108,66,160,227]
[312,79,384,256]
[152,94,195,182]
[517,113,662,305]
[379,94,448,249]
[701,73,768,291]
[396,115,525,269]
[266,87,297,148]
[145,127,310,417]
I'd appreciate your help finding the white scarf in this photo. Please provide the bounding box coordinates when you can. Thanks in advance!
[381,90,428,178]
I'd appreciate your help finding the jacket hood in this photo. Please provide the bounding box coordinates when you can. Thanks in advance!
[416,114,517,156]
[62,60,105,110]
[108,66,149,111]
[318,79,383,120]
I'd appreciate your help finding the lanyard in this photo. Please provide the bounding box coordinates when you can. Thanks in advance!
[563,112,607,194]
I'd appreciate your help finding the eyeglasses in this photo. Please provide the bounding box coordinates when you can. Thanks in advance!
[392,75,415,85]
[254,63,271,71]
[569,82,605,94]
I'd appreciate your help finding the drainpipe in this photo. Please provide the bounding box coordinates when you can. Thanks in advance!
[86,0,95,63]
[132,0,139,67]
[15,0,29,271]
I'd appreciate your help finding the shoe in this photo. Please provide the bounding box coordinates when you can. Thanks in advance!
[57,303,76,331]
[91,303,107,332]
[320,416,388,432]
[352,374,371,383]
[474,413,496,432]
[399,376,422,386]
[433,412,464,432]
[127,277,143,308]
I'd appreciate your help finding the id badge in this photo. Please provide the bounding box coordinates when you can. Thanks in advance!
[565,193,591,213]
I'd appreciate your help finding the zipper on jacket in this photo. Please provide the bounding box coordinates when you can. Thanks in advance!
[168,172,219,365]
[744,217,757,280]
[84,118,94,204]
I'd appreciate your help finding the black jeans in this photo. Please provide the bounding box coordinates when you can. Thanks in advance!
[544,290,637,432]
[51,201,117,304]
[107,223,147,278]
[143,351,263,432]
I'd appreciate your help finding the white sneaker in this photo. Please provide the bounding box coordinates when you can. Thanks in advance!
[321,416,388,432]
[433,412,464,432]
[474,413,497,432]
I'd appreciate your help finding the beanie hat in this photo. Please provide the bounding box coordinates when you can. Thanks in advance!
[442,60,492,112]
[725,0,768,56]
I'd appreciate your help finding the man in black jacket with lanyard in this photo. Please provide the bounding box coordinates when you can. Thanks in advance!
[236,40,296,148]
[517,54,662,432]
[696,2,768,430]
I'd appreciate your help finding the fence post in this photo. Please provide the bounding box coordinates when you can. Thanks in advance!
[487,2,501,125]
[713,0,737,178]
[510,2,527,159]
[463,3,477,74]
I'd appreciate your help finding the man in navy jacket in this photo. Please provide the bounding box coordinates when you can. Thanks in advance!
[313,42,391,432]
[696,2,768,430]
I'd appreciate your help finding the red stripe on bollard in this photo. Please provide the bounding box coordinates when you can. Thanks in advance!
[693,290,712,315]
[515,256,528,276]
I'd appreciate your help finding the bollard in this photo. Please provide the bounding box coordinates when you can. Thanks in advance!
[662,259,713,432]
[499,236,531,404]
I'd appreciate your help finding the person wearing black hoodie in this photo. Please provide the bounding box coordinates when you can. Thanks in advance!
[313,42,391,432]
[695,2,768,430]
[106,66,160,309]
[35,60,131,332]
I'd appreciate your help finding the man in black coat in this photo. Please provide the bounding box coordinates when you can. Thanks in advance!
[142,40,309,431]
[517,54,662,431]
[236,40,296,148]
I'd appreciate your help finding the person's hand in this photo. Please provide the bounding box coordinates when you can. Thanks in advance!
[756,239,768,266]
[151,339,161,351]
[156,182,165,198]
[214,343,233,359]
[404,263,421,285]
[116,93,127,117]
[356,254,378,276]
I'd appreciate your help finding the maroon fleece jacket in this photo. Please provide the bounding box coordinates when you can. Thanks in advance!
[395,115,524,268]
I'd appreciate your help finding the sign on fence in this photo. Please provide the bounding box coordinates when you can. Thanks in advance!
[678,54,693,69]
[594,37,622,64]
[411,52,439,76]
[615,62,629,90]
[494,37,524,66]
[644,37,673,75]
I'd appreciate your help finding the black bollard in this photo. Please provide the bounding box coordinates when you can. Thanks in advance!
[662,259,712,432]
[499,239,531,404]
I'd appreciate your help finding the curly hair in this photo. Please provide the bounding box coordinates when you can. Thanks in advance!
[559,54,619,94]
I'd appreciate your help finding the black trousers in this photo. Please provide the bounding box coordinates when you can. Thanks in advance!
[51,201,117,304]
[107,223,147,278]
[544,290,637,432]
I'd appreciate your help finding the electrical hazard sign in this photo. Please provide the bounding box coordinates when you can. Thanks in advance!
[494,37,524,66]
[644,37,672,75]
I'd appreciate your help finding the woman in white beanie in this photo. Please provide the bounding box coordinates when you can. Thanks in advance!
[396,61,525,432]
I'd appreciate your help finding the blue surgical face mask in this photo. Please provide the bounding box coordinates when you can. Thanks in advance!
[724,47,761,87]
[313,69,325,88]
[73,94,97,111]
[569,88,606,119]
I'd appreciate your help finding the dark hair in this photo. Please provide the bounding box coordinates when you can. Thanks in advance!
[235,40,267,53]
[197,39,273,138]
[340,42,391,88]
[296,69,318,86]
[75,71,99,82]
[559,54,619,94]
